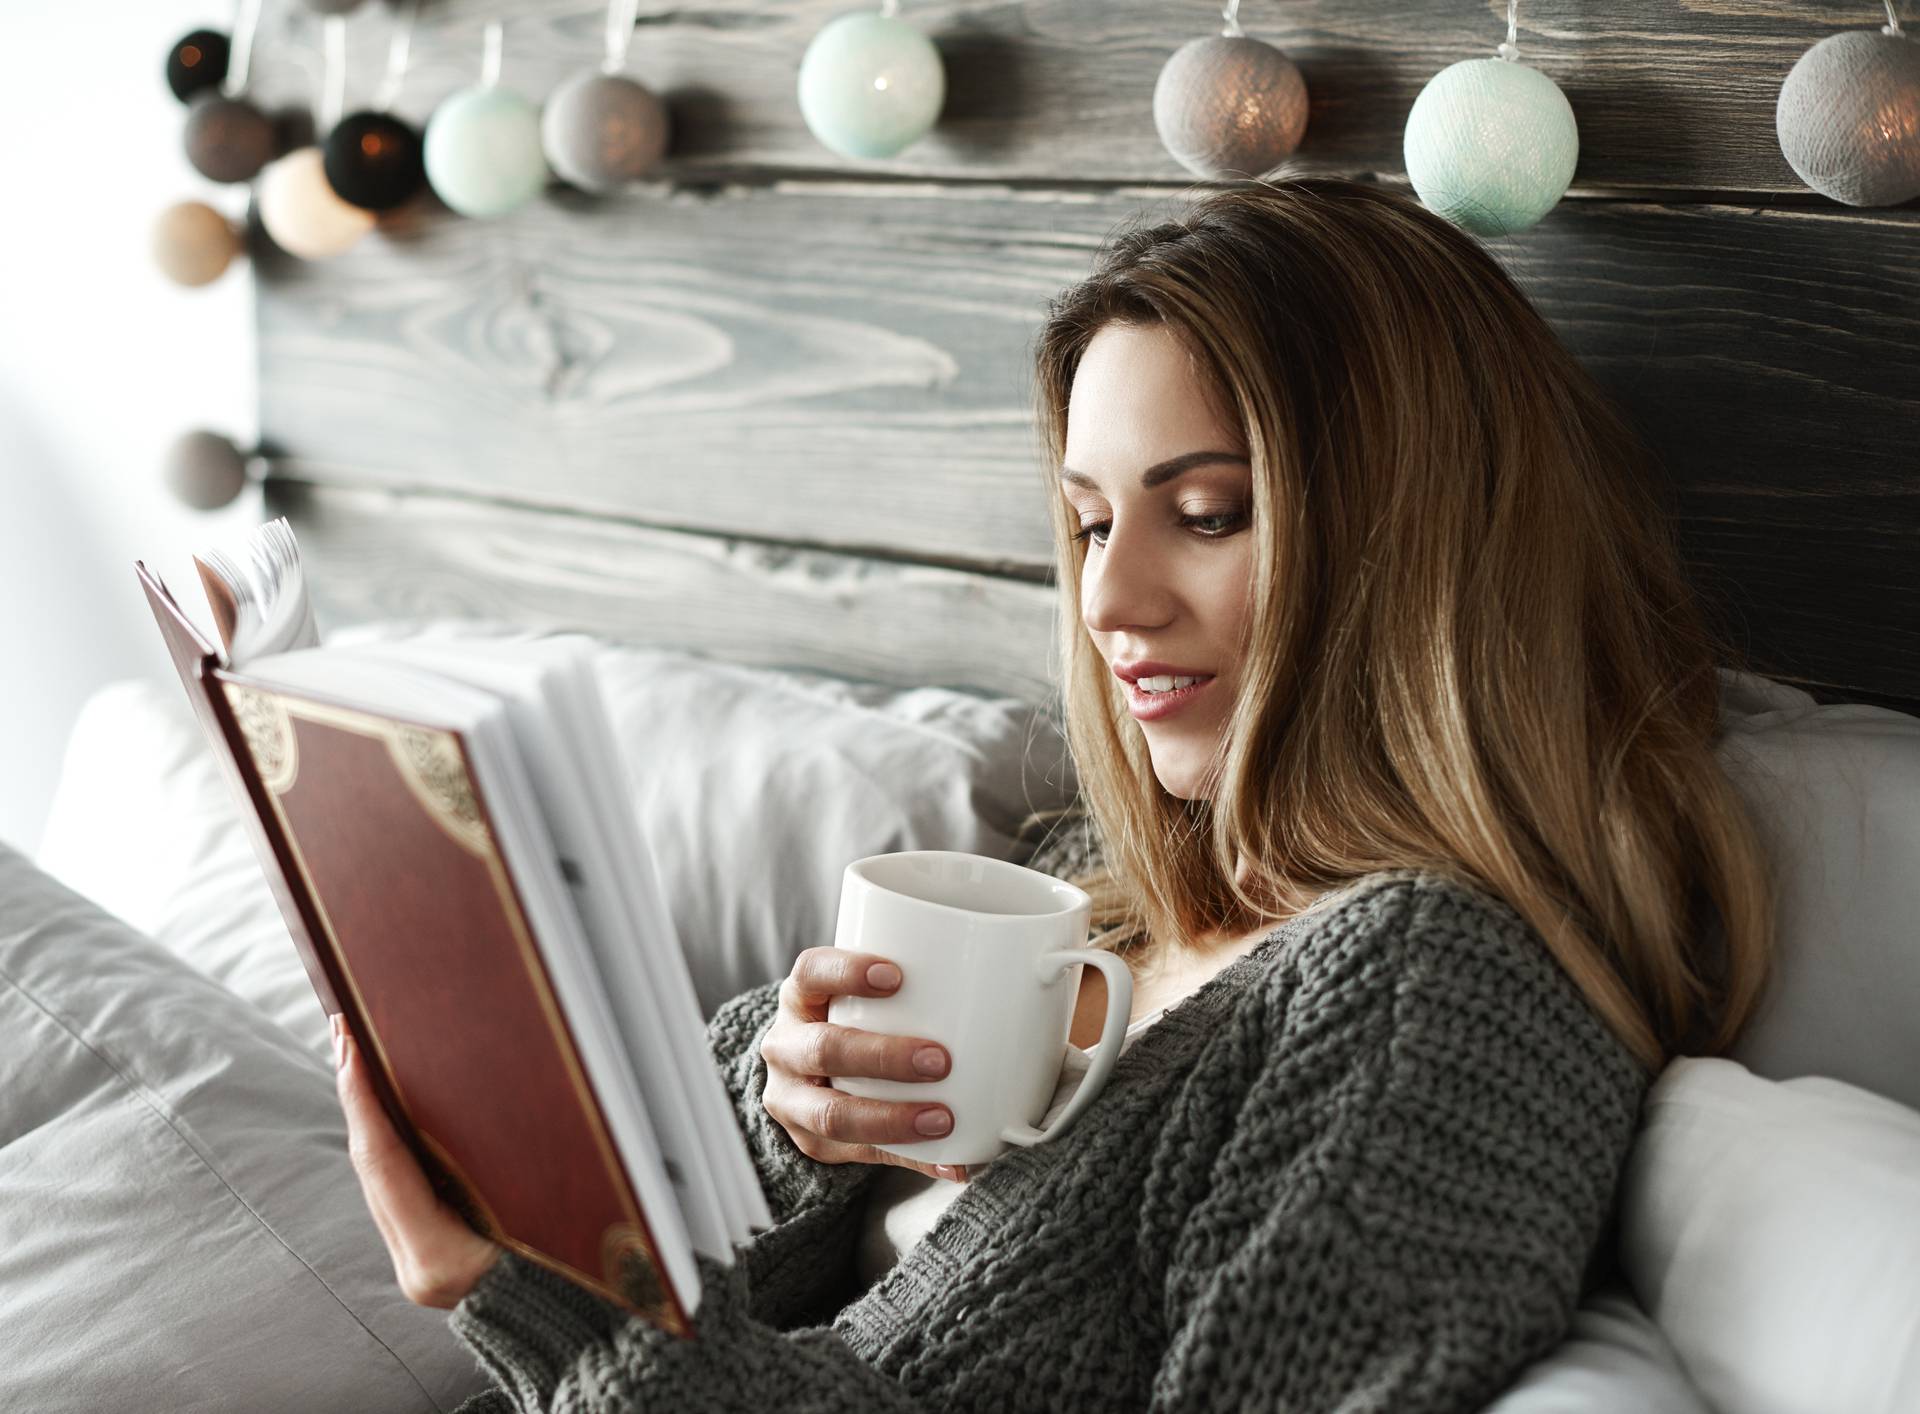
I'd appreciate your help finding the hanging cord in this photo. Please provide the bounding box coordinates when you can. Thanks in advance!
[1221,0,1243,38]
[480,18,503,88]
[1882,0,1902,39]
[374,0,421,110]
[604,0,642,72]
[1497,0,1520,60]
[320,13,347,132]
[220,0,265,97]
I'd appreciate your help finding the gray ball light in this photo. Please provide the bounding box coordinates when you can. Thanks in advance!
[183,91,276,184]
[165,430,253,511]
[1776,24,1920,207]
[542,71,671,192]
[1153,34,1309,181]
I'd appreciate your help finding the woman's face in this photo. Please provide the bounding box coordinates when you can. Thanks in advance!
[1061,322,1256,801]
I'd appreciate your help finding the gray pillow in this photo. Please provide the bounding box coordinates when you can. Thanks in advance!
[0,840,492,1412]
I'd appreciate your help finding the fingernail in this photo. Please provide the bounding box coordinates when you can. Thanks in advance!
[915,1108,952,1136]
[866,962,901,990]
[938,1165,964,1182]
[331,1014,348,1072]
[912,1046,948,1077]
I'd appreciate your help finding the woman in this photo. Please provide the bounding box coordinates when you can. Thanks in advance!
[334,177,1775,1411]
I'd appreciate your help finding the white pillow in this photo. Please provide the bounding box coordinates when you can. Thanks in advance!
[1481,1278,1712,1413]
[1617,1056,1920,1414]
[37,678,331,1057]
[0,839,492,1412]
[1713,670,1920,1112]
[38,622,1076,1055]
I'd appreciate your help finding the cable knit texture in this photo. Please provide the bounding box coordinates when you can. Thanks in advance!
[447,864,1652,1412]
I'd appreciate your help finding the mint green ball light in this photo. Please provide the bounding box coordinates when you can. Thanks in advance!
[424,22,549,219]
[797,6,945,160]
[1404,35,1579,237]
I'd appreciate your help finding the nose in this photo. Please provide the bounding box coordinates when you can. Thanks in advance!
[1079,517,1176,634]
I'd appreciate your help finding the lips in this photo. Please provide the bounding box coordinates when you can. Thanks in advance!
[1122,674,1215,721]
[1112,662,1214,685]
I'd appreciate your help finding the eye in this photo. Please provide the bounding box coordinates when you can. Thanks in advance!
[1068,509,1248,548]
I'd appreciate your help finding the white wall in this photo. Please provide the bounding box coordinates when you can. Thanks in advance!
[0,3,263,853]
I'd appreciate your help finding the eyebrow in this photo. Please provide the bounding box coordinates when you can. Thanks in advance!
[1057,450,1251,491]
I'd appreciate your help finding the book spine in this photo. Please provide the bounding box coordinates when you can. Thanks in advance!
[202,668,428,1191]
[204,664,348,1018]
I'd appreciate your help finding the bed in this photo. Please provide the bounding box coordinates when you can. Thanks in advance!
[8,0,1919,1409]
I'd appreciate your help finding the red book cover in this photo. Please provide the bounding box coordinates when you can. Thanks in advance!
[136,562,691,1336]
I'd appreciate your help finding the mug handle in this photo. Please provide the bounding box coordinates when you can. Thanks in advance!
[999,949,1133,1149]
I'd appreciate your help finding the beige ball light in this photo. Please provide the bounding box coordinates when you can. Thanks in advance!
[151,200,244,287]
[258,146,376,260]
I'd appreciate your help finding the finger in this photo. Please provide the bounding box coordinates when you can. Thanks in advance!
[781,946,903,1016]
[769,1081,953,1148]
[762,1020,950,1083]
[877,1153,971,1183]
[336,1026,453,1241]
[335,1024,402,1240]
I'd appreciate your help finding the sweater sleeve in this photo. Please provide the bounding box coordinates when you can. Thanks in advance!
[1144,878,1651,1413]
[446,978,907,1414]
[702,978,881,1229]
[448,1236,925,1413]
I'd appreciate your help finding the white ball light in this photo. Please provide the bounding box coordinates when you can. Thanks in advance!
[1776,27,1920,207]
[1153,35,1309,181]
[257,146,375,259]
[425,85,550,218]
[797,12,944,160]
[1404,54,1579,237]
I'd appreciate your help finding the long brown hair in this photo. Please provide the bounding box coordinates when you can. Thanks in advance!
[1020,177,1774,1076]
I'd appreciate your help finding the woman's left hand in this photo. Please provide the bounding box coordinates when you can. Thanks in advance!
[334,1014,504,1308]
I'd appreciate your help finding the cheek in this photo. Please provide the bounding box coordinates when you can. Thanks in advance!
[1206,549,1256,657]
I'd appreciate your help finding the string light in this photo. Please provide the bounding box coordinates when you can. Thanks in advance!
[543,0,673,191]
[324,0,429,212]
[422,19,551,219]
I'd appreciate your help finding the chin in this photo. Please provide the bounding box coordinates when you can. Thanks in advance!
[1149,758,1211,802]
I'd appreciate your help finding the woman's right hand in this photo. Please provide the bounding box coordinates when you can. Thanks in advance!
[759,947,969,1183]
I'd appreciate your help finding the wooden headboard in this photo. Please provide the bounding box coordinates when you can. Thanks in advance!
[245,0,1920,715]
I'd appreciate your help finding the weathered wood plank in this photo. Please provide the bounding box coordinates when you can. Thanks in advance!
[267,474,1919,715]
[266,479,1063,702]
[256,178,1920,705]
[244,0,1881,194]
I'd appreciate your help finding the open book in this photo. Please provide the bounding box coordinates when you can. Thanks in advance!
[137,518,772,1336]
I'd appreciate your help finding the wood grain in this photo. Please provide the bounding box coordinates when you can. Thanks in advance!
[255,177,1920,705]
[265,479,1064,703]
[243,0,1918,710]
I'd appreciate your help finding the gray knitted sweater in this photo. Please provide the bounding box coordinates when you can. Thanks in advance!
[447,868,1652,1412]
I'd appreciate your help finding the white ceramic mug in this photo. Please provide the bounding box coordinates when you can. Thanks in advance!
[826,849,1134,1167]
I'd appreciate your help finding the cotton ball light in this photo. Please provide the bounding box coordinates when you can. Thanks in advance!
[183,91,277,184]
[542,72,671,191]
[425,85,549,218]
[165,430,253,511]
[1404,47,1578,236]
[797,11,945,160]
[323,111,427,211]
[165,28,230,103]
[1776,25,1920,207]
[258,147,376,259]
[152,200,244,287]
[1153,36,1309,180]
